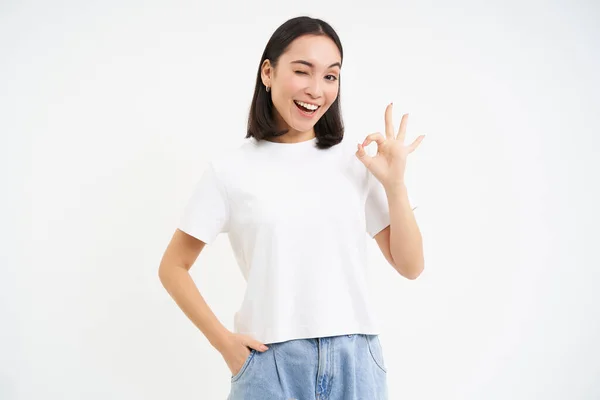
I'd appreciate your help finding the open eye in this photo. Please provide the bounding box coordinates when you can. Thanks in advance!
[325,75,338,82]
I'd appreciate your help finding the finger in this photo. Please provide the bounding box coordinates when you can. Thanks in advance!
[385,103,394,139]
[396,113,409,142]
[356,143,374,167]
[244,338,269,351]
[407,135,425,153]
[362,132,386,149]
[252,341,269,351]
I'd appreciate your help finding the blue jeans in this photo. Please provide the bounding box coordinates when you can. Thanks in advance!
[227,334,388,400]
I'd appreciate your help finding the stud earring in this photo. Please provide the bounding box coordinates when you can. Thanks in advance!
[266,85,270,92]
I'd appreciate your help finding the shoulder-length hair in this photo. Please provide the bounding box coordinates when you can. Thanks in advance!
[246,16,344,149]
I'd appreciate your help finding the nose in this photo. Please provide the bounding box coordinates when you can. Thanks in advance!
[305,76,323,99]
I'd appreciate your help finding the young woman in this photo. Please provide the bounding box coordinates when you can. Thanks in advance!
[159,16,424,400]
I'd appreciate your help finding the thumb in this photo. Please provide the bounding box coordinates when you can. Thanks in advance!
[355,143,372,166]
[245,338,269,352]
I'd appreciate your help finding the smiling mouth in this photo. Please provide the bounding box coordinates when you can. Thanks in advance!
[294,100,320,114]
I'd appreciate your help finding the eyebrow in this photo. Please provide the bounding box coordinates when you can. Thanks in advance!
[290,60,342,69]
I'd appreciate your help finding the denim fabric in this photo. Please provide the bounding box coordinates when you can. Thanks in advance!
[227,334,388,400]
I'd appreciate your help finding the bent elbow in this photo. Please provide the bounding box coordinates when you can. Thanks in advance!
[397,262,424,280]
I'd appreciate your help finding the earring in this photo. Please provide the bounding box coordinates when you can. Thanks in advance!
[265,85,270,92]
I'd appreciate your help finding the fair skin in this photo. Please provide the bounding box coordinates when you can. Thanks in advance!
[260,34,341,143]
[158,34,424,378]
[357,104,426,279]
[158,230,265,378]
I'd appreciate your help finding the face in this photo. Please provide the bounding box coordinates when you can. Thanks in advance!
[261,34,341,137]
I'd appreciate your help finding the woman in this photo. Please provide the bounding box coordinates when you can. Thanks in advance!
[159,15,424,400]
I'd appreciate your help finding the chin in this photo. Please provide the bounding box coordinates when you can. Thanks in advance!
[292,123,316,133]
[294,116,322,130]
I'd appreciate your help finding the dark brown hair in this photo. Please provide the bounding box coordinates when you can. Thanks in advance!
[246,16,344,149]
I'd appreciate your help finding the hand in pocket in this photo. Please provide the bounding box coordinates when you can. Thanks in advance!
[217,332,269,376]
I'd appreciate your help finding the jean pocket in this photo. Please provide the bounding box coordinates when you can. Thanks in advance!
[231,349,257,382]
[365,335,387,373]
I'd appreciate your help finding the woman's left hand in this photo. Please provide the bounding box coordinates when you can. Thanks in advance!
[355,103,425,189]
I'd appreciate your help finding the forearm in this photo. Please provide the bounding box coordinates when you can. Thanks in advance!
[385,183,424,279]
[158,265,230,350]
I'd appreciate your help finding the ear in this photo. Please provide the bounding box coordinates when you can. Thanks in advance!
[261,59,272,87]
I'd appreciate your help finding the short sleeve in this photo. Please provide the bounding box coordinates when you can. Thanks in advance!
[178,162,230,244]
[365,171,417,238]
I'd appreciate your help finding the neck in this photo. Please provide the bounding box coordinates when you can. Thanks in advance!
[268,131,315,144]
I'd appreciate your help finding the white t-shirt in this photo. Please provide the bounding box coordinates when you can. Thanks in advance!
[178,135,414,344]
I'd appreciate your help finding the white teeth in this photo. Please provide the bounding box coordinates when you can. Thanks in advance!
[295,100,319,111]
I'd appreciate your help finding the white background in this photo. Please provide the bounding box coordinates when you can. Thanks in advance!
[2,0,599,399]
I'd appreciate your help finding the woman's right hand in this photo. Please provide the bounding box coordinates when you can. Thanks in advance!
[217,332,269,376]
